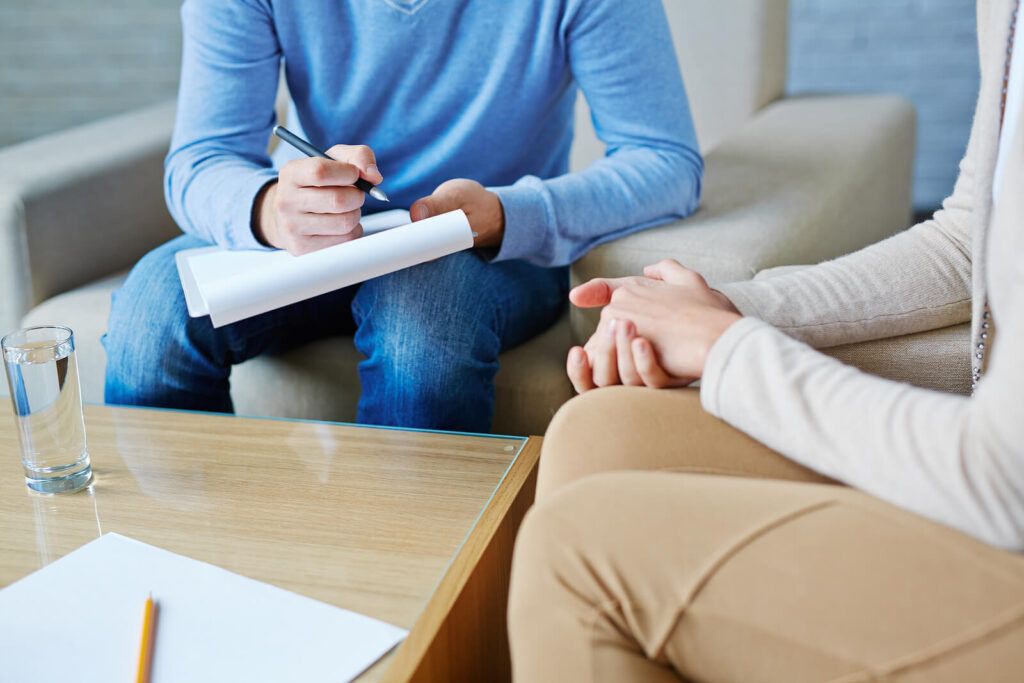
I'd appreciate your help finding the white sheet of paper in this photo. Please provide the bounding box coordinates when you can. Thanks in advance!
[175,209,473,327]
[0,533,407,683]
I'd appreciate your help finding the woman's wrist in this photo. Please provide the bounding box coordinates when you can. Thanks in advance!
[711,288,741,315]
[697,310,743,374]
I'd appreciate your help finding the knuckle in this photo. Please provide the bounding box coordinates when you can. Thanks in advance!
[310,159,329,182]
[682,269,703,285]
[345,187,366,210]
[280,160,299,182]
[278,215,297,234]
[331,190,348,213]
[343,209,362,229]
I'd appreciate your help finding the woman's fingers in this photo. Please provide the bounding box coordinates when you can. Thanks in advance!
[590,320,621,387]
[642,259,704,287]
[632,337,680,389]
[569,279,619,308]
[616,320,643,386]
[569,276,648,308]
[567,346,596,394]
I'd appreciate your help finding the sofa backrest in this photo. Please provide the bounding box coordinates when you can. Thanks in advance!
[570,0,788,170]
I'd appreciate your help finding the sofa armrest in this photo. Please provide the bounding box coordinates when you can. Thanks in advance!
[570,93,915,342]
[0,100,181,333]
[822,323,971,396]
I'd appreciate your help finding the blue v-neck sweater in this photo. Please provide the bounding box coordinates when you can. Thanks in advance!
[165,0,702,267]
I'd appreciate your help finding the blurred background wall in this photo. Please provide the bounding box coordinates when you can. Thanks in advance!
[0,0,980,213]
[0,0,181,148]
[789,0,979,212]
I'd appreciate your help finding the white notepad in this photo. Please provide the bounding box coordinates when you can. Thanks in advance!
[0,533,407,683]
[176,209,474,327]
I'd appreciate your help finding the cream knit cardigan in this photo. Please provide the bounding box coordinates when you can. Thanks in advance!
[706,0,1024,550]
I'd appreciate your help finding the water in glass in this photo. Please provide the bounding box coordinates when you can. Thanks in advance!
[2,327,91,493]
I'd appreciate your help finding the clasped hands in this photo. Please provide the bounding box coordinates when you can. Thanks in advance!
[567,259,742,394]
[255,144,504,255]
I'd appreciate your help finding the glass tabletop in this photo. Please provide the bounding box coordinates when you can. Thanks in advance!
[0,402,527,678]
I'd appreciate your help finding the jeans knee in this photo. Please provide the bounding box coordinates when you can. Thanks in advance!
[104,236,215,385]
[371,330,496,398]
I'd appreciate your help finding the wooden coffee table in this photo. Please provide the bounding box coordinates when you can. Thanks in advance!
[0,403,542,682]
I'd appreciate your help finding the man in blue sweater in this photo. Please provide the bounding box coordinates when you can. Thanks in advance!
[103,0,702,432]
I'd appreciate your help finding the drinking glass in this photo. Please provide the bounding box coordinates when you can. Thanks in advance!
[2,326,91,493]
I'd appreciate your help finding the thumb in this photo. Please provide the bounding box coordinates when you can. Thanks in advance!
[411,181,469,222]
[642,259,704,287]
[409,197,435,222]
[569,278,625,308]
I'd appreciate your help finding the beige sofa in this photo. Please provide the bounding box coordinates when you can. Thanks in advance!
[1,0,951,434]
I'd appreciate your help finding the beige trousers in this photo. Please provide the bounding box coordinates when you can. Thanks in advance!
[508,387,1024,682]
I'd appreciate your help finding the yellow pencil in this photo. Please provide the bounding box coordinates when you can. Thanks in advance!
[135,593,158,683]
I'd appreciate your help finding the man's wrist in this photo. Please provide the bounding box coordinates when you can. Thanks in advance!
[252,180,279,248]
[477,190,506,248]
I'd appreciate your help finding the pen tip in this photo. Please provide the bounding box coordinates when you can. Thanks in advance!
[369,187,390,202]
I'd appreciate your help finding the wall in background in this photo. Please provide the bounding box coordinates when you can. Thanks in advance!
[0,0,982,212]
[788,0,980,211]
[0,0,181,148]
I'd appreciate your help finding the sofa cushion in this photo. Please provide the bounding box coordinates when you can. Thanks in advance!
[822,324,972,396]
[753,265,972,395]
[20,276,574,436]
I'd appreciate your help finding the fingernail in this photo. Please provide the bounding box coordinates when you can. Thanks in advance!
[572,348,585,365]
[635,339,648,355]
[367,164,382,182]
[606,320,617,337]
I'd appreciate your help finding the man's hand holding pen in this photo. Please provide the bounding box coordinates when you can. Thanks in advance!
[256,127,505,254]
[254,144,382,256]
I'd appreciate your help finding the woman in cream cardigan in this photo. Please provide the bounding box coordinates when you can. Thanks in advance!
[508,0,1024,680]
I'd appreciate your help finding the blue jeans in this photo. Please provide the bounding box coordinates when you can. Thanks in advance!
[103,235,567,432]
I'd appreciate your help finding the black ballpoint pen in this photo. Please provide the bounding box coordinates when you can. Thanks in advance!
[273,125,390,202]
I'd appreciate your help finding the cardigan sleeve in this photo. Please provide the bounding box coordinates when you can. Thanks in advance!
[700,312,1024,550]
[712,86,987,349]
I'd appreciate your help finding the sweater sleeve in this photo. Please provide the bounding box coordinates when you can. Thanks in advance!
[700,314,1024,551]
[712,85,986,348]
[489,0,703,267]
[163,0,281,250]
